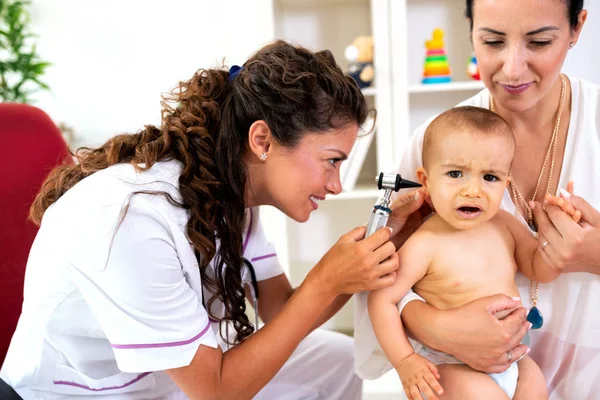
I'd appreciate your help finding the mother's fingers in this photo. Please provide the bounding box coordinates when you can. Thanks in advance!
[545,203,581,236]
[531,201,564,243]
[537,232,563,270]
[567,194,600,226]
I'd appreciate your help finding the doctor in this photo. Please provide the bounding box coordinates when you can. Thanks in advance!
[0,40,424,399]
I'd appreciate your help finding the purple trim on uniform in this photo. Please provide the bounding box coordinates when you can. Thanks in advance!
[110,320,211,349]
[208,317,219,323]
[251,253,277,262]
[243,208,253,253]
[53,372,151,391]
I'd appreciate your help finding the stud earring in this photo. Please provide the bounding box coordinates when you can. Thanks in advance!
[569,42,574,48]
[260,153,267,161]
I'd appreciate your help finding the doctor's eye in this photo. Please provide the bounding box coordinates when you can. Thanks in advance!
[328,158,342,167]
[484,174,499,182]
[447,171,462,178]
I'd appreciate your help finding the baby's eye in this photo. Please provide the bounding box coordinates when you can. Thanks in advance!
[447,171,462,178]
[484,174,499,182]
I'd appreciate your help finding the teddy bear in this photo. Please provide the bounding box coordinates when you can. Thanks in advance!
[344,35,374,89]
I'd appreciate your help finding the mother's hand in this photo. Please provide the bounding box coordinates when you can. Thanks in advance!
[402,294,530,374]
[532,184,600,274]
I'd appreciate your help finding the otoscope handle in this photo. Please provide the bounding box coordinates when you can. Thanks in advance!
[365,205,391,238]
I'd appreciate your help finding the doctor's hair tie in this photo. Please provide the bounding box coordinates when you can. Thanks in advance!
[229,65,243,82]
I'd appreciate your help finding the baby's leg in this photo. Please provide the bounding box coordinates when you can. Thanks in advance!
[436,364,509,400]
[513,356,548,400]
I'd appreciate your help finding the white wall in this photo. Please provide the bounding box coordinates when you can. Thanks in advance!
[29,0,275,147]
[562,0,599,82]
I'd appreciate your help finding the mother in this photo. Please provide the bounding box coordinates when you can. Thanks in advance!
[394,0,600,398]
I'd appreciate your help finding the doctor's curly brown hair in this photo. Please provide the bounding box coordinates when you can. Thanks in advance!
[30,40,368,343]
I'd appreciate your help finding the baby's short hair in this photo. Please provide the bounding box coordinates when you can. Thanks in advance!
[422,106,515,169]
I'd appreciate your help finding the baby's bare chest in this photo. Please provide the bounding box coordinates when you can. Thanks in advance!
[415,229,518,304]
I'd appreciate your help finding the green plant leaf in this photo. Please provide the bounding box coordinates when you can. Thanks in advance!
[0,0,50,103]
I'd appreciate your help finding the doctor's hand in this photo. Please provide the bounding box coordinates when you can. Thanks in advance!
[306,225,399,301]
[532,182,600,274]
[388,189,430,249]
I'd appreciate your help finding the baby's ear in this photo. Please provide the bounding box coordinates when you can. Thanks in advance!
[416,167,429,191]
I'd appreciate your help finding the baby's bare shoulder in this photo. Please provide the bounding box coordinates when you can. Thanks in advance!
[400,222,438,253]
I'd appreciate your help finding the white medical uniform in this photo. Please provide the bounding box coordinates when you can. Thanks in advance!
[0,160,361,399]
[354,76,600,400]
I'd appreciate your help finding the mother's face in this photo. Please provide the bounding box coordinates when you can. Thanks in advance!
[470,0,585,112]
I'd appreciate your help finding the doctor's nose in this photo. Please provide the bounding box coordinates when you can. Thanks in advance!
[326,172,342,195]
[502,44,528,81]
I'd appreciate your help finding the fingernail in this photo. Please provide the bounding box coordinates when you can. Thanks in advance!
[511,296,520,301]
[525,348,531,355]
[559,188,572,199]
[528,322,533,330]
[414,191,420,201]
[387,227,393,234]
[528,201,535,209]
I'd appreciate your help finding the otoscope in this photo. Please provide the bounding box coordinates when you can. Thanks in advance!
[365,172,421,238]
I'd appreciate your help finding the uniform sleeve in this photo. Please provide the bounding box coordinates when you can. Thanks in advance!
[241,207,284,282]
[69,197,218,373]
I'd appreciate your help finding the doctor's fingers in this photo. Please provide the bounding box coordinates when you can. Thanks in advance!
[366,240,397,265]
[367,256,400,290]
[359,225,394,251]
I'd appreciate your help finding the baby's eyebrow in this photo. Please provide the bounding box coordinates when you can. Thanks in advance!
[440,163,465,169]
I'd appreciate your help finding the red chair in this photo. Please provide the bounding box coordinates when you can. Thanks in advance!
[0,103,71,366]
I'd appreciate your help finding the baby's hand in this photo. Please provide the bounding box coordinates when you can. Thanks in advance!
[544,191,581,223]
[395,353,444,400]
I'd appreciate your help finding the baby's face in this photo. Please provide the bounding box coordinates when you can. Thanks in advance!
[420,131,513,230]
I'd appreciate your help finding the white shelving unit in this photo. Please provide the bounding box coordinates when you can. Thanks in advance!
[264,2,488,397]
[408,80,484,93]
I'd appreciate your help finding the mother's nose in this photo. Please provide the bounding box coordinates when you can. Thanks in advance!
[502,44,528,81]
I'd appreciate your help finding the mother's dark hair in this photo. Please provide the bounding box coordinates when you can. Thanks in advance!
[30,40,368,343]
[465,0,584,31]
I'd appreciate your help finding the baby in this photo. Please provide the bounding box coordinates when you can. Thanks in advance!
[367,106,575,400]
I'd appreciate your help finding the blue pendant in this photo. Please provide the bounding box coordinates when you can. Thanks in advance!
[527,306,543,329]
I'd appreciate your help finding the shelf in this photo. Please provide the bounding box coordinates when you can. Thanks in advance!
[361,87,377,96]
[408,80,485,94]
[277,0,369,5]
[327,184,381,200]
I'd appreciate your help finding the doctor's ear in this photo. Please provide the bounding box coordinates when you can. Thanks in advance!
[248,120,273,161]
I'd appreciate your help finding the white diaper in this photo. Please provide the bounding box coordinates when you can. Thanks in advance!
[418,346,519,399]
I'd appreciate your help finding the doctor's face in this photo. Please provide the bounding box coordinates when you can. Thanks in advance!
[470,0,585,112]
[265,124,358,222]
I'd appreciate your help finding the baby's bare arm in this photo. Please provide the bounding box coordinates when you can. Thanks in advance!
[368,230,434,367]
[499,210,560,283]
